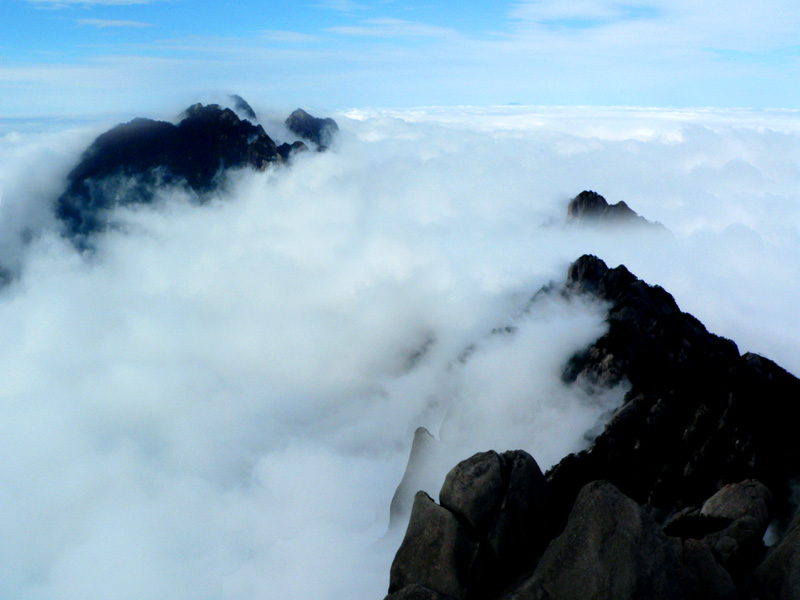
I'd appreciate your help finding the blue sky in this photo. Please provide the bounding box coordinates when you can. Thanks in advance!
[1,0,800,117]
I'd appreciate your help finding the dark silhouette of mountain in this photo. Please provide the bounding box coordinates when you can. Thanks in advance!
[55,101,337,245]
[285,108,339,148]
[567,190,666,230]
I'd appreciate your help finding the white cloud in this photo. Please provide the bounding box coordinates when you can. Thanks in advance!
[261,30,323,44]
[315,0,369,13]
[2,106,800,599]
[328,18,456,38]
[509,0,800,52]
[77,18,154,27]
[510,0,659,26]
[28,0,158,5]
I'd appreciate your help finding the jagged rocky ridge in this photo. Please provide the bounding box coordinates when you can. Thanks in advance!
[55,101,337,244]
[386,195,800,600]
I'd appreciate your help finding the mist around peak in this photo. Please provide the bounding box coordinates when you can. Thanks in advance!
[0,105,799,599]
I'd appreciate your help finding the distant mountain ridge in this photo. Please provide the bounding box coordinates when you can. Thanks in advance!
[55,99,338,245]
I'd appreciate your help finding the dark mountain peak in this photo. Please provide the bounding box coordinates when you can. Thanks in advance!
[567,189,610,218]
[183,102,226,119]
[178,103,264,141]
[286,108,339,148]
[55,100,309,245]
[565,253,610,295]
[229,94,257,120]
[567,190,665,229]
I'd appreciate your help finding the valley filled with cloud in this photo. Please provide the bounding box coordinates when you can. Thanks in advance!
[1,105,799,599]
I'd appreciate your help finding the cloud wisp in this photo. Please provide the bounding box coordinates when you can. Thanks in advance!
[27,0,159,5]
[328,18,456,38]
[315,0,370,13]
[77,18,154,27]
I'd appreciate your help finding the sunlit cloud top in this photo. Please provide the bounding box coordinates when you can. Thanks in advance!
[1,0,799,117]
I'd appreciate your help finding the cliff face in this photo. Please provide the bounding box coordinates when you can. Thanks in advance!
[385,195,800,600]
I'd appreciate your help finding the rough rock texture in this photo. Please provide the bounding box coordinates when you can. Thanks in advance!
[703,515,767,577]
[385,584,455,600]
[483,451,553,567]
[439,450,505,537]
[389,450,553,600]
[507,480,683,600]
[748,505,800,599]
[389,491,478,600]
[672,538,737,600]
[285,108,339,148]
[388,477,745,600]
[551,254,800,526]
[548,255,799,595]
[700,480,773,526]
[566,190,664,229]
[55,101,316,243]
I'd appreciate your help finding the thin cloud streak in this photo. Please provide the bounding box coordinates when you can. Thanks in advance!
[261,30,324,44]
[509,0,800,51]
[28,0,158,5]
[328,18,456,38]
[314,0,370,13]
[77,18,155,28]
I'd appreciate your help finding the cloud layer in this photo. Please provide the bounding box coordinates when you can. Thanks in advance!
[1,106,800,599]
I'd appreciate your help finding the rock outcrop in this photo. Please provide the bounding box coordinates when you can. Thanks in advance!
[285,108,339,148]
[389,491,479,600]
[390,427,449,529]
[388,450,553,600]
[508,480,684,600]
[385,251,800,600]
[55,101,338,244]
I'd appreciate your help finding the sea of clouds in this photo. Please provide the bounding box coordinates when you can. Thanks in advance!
[1,104,799,600]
